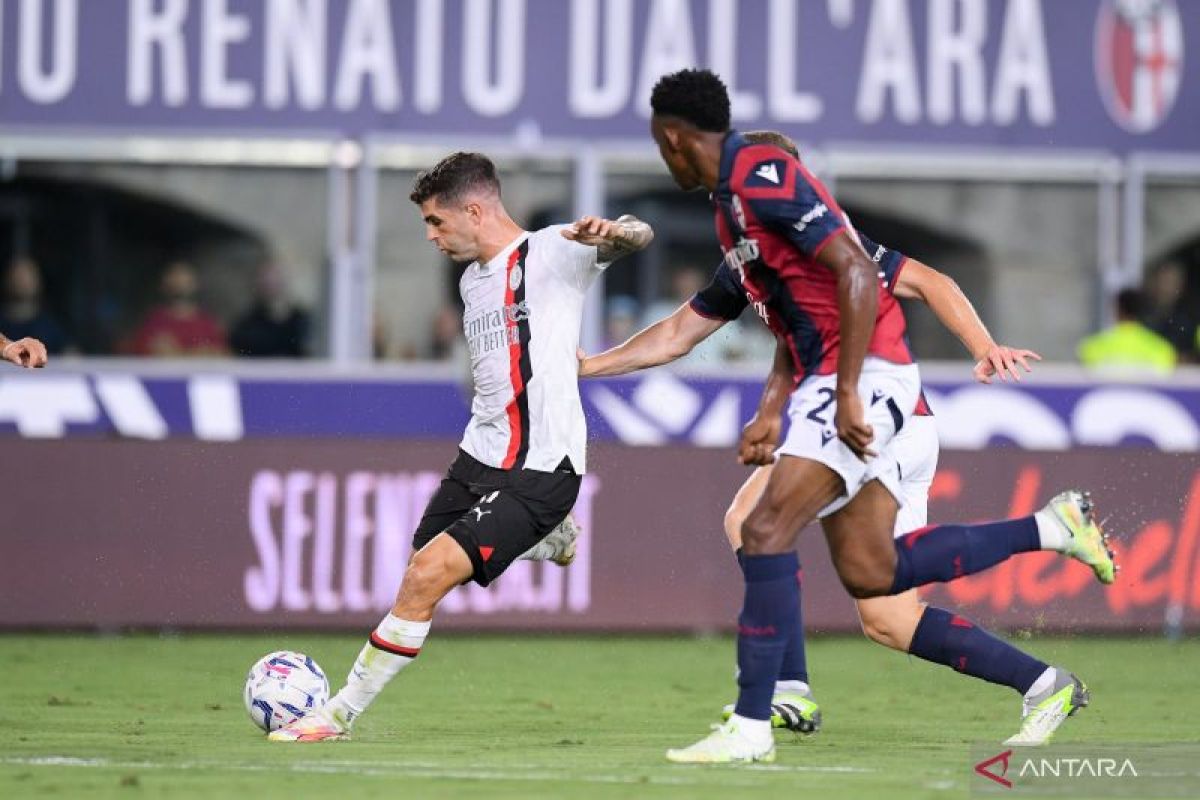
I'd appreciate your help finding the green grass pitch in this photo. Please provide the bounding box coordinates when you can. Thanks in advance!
[0,633,1190,799]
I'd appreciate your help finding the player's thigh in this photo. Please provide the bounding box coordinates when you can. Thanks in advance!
[741,455,844,555]
[446,470,581,587]
[724,464,773,549]
[820,480,901,597]
[854,590,925,651]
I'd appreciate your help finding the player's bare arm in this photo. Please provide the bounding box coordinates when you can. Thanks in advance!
[0,334,49,368]
[560,214,654,262]
[738,338,793,467]
[579,304,725,377]
[893,259,1041,383]
[818,233,880,459]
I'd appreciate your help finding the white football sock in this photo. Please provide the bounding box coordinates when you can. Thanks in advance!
[1034,510,1070,551]
[325,614,431,726]
[1024,667,1057,701]
[728,713,773,743]
[774,679,810,696]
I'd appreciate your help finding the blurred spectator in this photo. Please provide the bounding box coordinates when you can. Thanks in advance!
[428,305,465,361]
[605,295,640,349]
[129,261,228,357]
[230,262,312,358]
[1078,288,1175,375]
[0,257,70,354]
[1145,261,1199,363]
[642,266,708,326]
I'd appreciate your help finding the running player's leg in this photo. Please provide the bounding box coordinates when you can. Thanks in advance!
[669,454,843,763]
[722,464,819,733]
[732,457,842,740]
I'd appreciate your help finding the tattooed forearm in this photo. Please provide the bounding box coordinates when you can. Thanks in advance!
[597,214,654,262]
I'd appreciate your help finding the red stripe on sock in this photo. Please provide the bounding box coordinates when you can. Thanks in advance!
[369,631,420,658]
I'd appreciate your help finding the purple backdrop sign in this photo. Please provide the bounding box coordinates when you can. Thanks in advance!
[2,439,1196,632]
[0,0,1196,151]
[0,370,1197,451]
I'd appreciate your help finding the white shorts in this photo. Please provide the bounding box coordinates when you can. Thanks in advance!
[776,358,923,519]
[889,415,939,536]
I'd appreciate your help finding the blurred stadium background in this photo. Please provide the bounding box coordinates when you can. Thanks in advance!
[1,1,1198,797]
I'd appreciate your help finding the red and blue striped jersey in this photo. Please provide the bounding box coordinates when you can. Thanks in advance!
[691,228,932,417]
[710,131,913,384]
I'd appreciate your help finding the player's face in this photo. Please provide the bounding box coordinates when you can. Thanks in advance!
[419,197,480,263]
[650,116,700,191]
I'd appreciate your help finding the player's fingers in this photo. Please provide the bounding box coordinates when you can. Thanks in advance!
[990,353,1009,382]
[973,363,993,384]
[1001,351,1023,382]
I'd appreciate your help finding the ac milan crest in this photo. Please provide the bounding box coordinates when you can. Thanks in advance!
[1094,0,1184,133]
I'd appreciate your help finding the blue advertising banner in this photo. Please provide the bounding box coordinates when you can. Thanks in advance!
[0,0,1195,151]
[1,370,1197,451]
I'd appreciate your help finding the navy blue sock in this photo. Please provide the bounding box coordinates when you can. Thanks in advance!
[908,607,1048,695]
[734,553,799,720]
[891,517,1040,593]
[777,565,808,683]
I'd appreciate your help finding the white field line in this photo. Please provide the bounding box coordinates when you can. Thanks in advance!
[1,755,878,786]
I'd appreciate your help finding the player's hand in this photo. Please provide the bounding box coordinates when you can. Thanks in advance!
[576,346,591,377]
[835,389,876,460]
[738,413,781,466]
[560,215,620,247]
[973,344,1041,384]
[1,337,48,368]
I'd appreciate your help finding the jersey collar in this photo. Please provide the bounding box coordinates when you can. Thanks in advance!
[473,231,529,275]
[717,129,746,190]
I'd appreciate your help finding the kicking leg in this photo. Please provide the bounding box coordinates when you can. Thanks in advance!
[270,533,470,742]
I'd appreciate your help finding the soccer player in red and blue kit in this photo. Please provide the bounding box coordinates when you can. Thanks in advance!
[648,70,1117,763]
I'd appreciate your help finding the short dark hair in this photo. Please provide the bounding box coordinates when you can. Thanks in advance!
[744,130,798,158]
[409,152,501,205]
[650,69,730,133]
[1116,288,1144,319]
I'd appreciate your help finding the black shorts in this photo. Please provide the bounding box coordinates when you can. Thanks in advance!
[413,449,581,586]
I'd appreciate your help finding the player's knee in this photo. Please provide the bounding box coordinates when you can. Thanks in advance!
[858,611,903,650]
[839,566,894,600]
[740,509,786,554]
[403,547,457,595]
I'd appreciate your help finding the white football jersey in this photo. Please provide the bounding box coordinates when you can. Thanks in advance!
[458,225,608,474]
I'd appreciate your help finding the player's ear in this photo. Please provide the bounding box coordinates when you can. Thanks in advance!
[463,200,483,225]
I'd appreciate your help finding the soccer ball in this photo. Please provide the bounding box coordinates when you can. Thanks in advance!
[243,650,330,733]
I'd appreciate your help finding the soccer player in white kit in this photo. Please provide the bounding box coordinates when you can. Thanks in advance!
[271,152,652,742]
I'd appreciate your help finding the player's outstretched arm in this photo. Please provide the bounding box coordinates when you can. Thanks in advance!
[739,337,793,466]
[0,334,49,368]
[893,259,1041,384]
[819,233,879,459]
[560,214,654,262]
[579,304,725,377]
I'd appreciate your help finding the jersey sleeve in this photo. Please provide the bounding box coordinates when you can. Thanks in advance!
[689,262,748,321]
[544,225,606,290]
[854,231,910,294]
[735,152,847,259]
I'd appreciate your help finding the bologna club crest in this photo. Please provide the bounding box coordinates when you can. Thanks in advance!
[1094,0,1184,133]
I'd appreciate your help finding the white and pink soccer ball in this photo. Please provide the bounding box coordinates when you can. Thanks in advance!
[243,650,329,733]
